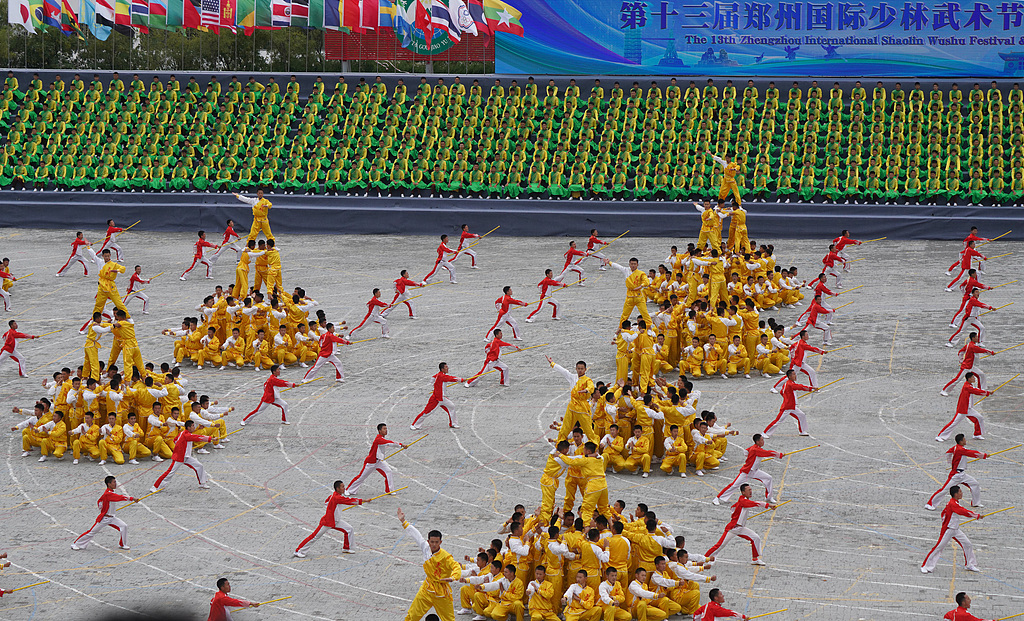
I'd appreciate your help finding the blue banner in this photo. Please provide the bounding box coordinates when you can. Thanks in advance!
[495,0,1024,76]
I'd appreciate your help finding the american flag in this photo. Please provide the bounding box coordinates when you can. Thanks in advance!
[201,0,220,29]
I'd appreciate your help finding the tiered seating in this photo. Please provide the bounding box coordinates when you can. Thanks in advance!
[2,73,1023,205]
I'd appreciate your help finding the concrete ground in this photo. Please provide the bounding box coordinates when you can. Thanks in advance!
[0,226,1020,621]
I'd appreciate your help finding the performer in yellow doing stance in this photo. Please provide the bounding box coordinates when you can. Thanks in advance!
[609,258,652,326]
[548,356,598,443]
[235,190,274,241]
[233,240,265,298]
[397,507,462,621]
[709,150,742,205]
[83,312,112,382]
[93,249,127,318]
[694,199,725,253]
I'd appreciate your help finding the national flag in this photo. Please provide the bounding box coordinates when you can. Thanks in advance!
[130,0,149,29]
[482,0,520,35]
[80,0,111,38]
[289,0,307,25]
[148,0,173,28]
[167,0,201,27]
[236,0,254,30]
[308,0,322,28]
[377,0,392,26]
[448,0,474,35]
[112,0,137,33]
[218,0,235,31]
[323,0,343,29]
[342,0,360,32]
[8,0,36,32]
[200,0,220,30]
[252,0,270,26]
[465,0,487,34]
[43,0,66,30]
[61,0,85,36]
[358,0,374,29]
[430,0,458,41]
[393,0,411,43]
[270,0,290,25]
[414,0,430,46]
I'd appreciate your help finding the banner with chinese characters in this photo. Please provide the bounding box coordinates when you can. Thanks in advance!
[494,0,1024,76]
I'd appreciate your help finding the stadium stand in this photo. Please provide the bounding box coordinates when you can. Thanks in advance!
[3,71,1023,207]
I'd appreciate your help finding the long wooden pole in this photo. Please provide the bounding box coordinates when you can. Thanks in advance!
[862,237,887,243]
[751,500,791,519]
[748,609,789,620]
[799,376,844,399]
[341,486,410,512]
[978,230,1011,247]
[984,252,1014,261]
[506,343,548,355]
[968,444,1022,463]
[988,279,1018,291]
[834,284,864,295]
[282,377,323,391]
[832,300,854,311]
[981,302,1013,316]
[232,595,293,611]
[117,489,161,511]
[385,435,428,460]
[122,219,142,232]
[812,344,854,356]
[983,342,1024,358]
[763,445,819,462]
[974,373,1020,405]
[349,337,379,344]
[961,506,1014,525]
[458,225,501,253]
[7,580,50,593]
[995,612,1024,621]
[387,293,423,308]
[581,229,630,260]
[14,272,33,280]
[37,329,63,337]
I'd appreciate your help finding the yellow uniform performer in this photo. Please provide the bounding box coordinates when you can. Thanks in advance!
[123,419,152,461]
[681,343,705,378]
[526,577,558,621]
[460,566,499,613]
[702,341,725,376]
[727,206,748,252]
[144,414,176,459]
[242,195,274,241]
[713,156,742,204]
[562,441,587,513]
[598,578,631,621]
[539,449,569,524]
[112,316,145,376]
[660,432,688,475]
[253,252,269,292]
[738,307,760,359]
[483,576,525,621]
[562,584,599,621]
[273,330,298,364]
[537,535,568,611]
[727,342,751,376]
[39,417,69,459]
[624,434,653,474]
[614,329,636,384]
[21,412,51,452]
[667,561,710,614]
[696,255,727,307]
[606,534,632,595]
[401,519,462,621]
[93,260,127,316]
[650,571,684,617]
[571,454,614,523]
[100,419,126,464]
[634,329,656,393]
[552,363,598,442]
[696,208,722,253]
[222,334,247,367]
[600,432,626,472]
[248,336,274,369]
[196,333,223,368]
[689,428,719,472]
[84,322,112,381]
[613,263,652,325]
[234,247,265,298]
[72,420,102,461]
[265,247,283,293]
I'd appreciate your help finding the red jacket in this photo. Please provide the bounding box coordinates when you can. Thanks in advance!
[318,332,350,357]
[431,371,460,401]
[944,606,987,621]
[739,445,782,474]
[956,383,988,414]
[485,338,512,362]
[94,489,132,519]
[695,601,742,620]
[364,433,398,464]
[322,491,362,527]
[171,431,213,461]
[563,248,586,269]
[2,329,30,352]
[208,590,250,621]
[193,239,217,259]
[779,379,813,410]
[261,375,294,402]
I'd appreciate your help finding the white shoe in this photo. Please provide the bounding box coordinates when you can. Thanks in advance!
[751,559,766,566]
[972,503,984,508]
[770,388,778,394]
[696,470,704,476]
[410,315,418,319]
[470,265,480,270]
[450,423,461,429]
[149,486,158,493]
[525,318,535,323]
[945,271,952,276]
[925,504,935,511]
[513,337,524,341]
[197,365,203,370]
[642,472,648,478]
[220,366,226,370]
[712,497,721,506]
[921,567,932,573]
[382,334,391,339]
[300,363,308,368]
[944,287,953,292]
[552,317,561,321]
[341,548,355,554]
[744,374,751,378]
[411,424,420,430]
[974,435,985,440]
[98,460,106,465]
[944,342,954,347]
[722,374,728,379]
[71,544,82,550]
[950,323,957,328]
[799,432,810,436]
[935,437,944,442]
[281,420,291,425]
[213,443,225,449]
[180,276,187,281]
[940,390,949,396]
[720,456,728,461]
[21,451,31,457]
[450,281,458,284]
[680,472,687,478]
[129,459,139,465]
[153,456,164,462]
[38,456,46,462]
[73,459,80,465]
[294,551,306,558]
[965,566,981,572]
[473,616,488,621]
[457,608,473,615]
[239,420,247,426]
[119,545,130,550]
[197,448,210,454]
[198,483,210,489]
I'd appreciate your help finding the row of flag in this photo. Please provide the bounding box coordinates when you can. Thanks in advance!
[7,0,522,43]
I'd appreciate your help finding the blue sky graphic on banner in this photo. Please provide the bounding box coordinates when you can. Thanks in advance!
[495,0,1024,76]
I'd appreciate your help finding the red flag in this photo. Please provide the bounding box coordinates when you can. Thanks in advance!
[415,0,431,46]
[343,0,362,31]
[359,0,376,30]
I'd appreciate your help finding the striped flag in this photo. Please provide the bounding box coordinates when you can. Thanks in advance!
[465,0,487,34]
[130,0,148,27]
[219,0,235,30]
[289,0,307,25]
[430,0,458,41]
[270,0,289,25]
[200,0,220,29]
[358,0,374,29]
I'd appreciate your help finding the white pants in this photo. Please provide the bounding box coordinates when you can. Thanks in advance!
[181,256,213,279]
[154,455,208,488]
[810,318,832,343]
[526,297,560,320]
[244,397,289,423]
[950,317,984,345]
[413,396,457,427]
[825,266,842,287]
[73,514,128,548]
[764,407,808,436]
[102,240,123,261]
[57,250,91,276]
[427,259,456,282]
[125,291,149,312]
[487,311,520,339]
[347,460,393,494]
[211,243,243,263]
[586,251,607,268]
[922,527,976,571]
[0,346,27,376]
[558,265,585,283]
[455,248,477,266]
[936,407,985,441]
[359,315,389,336]
[706,525,762,559]
[0,287,10,311]
[791,361,818,388]
[717,468,773,502]
[383,292,417,318]
[467,359,509,387]
[943,365,985,392]
[928,471,981,507]
[305,354,343,380]
[296,519,354,555]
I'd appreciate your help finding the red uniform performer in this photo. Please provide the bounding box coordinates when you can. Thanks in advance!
[0,323,37,377]
[71,484,136,550]
[525,272,566,322]
[294,484,364,557]
[303,328,350,382]
[412,365,464,429]
[346,427,402,495]
[936,378,990,442]
[763,373,814,437]
[242,368,296,424]
[181,235,219,280]
[484,289,527,340]
[465,332,520,387]
[151,425,214,491]
[921,488,981,573]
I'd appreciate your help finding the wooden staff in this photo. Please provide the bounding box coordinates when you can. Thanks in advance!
[232,595,293,611]
[975,373,1020,405]
[385,435,428,460]
[751,500,791,519]
[524,282,585,307]
[988,279,1018,291]
[341,486,410,512]
[748,609,789,620]
[799,376,845,399]
[448,368,497,386]
[862,237,887,243]
[983,252,1013,261]
[832,300,854,311]
[458,225,501,253]
[7,580,50,593]
[961,506,1014,525]
[282,376,323,391]
[13,272,33,280]
[978,230,1011,246]
[969,444,1022,463]
[387,293,423,309]
[349,337,379,344]
[763,445,820,462]
[834,284,864,295]
[37,329,63,338]
[506,343,548,355]
[225,427,245,438]
[812,344,854,356]
[117,488,161,511]
[848,257,866,263]
[122,220,142,232]
[983,342,1024,358]
[150,271,166,280]
[995,612,1024,621]
[981,302,1013,316]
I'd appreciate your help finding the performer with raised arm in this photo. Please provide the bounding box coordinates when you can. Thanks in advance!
[235,189,274,241]
[484,286,527,341]
[294,480,364,557]
[71,476,136,551]
[453,224,481,269]
[547,356,598,443]
[396,507,463,621]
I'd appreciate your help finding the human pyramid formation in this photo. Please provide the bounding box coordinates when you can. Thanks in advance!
[0,180,1018,620]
